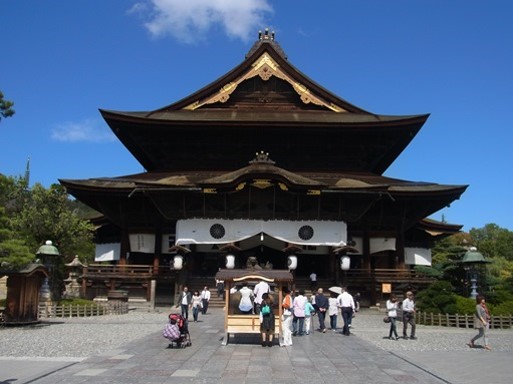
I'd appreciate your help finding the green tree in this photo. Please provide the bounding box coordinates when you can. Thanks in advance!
[0,206,34,272]
[0,91,15,122]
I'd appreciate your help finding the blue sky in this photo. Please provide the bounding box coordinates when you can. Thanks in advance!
[1,0,512,232]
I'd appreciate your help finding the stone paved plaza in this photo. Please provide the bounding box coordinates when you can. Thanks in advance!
[1,307,512,383]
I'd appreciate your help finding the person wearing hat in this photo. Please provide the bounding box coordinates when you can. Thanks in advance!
[402,291,416,339]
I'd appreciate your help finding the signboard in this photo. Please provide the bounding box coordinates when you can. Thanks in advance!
[382,283,392,294]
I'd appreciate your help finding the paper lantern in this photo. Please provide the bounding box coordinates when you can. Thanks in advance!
[287,255,297,270]
[340,255,350,271]
[173,255,183,270]
[226,254,235,269]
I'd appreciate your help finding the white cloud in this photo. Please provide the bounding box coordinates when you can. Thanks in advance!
[51,119,116,143]
[129,0,273,43]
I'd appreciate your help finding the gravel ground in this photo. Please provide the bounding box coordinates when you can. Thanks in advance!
[2,308,512,359]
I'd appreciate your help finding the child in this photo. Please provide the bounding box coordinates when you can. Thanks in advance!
[304,299,316,335]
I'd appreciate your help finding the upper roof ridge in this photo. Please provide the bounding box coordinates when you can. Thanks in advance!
[246,28,287,59]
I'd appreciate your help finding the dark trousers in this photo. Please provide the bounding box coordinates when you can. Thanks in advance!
[317,310,327,330]
[201,299,209,314]
[330,314,337,330]
[403,312,416,337]
[341,307,353,335]
[389,317,398,338]
[181,304,189,319]
[293,316,305,335]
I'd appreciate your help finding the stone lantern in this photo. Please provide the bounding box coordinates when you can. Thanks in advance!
[461,247,489,299]
[36,240,60,302]
[63,255,84,299]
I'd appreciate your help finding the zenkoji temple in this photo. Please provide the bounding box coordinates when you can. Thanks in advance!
[60,30,467,306]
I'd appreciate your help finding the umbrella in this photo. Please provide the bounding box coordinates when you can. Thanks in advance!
[328,286,342,295]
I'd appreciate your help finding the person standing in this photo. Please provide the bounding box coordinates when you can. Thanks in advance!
[281,288,293,346]
[468,294,492,350]
[200,286,211,315]
[238,282,254,314]
[180,286,192,320]
[191,290,202,322]
[309,271,317,292]
[314,288,329,333]
[304,299,316,335]
[216,276,225,300]
[386,294,399,340]
[402,291,416,339]
[328,291,339,331]
[253,279,270,314]
[337,287,355,336]
[260,293,275,347]
[292,289,307,336]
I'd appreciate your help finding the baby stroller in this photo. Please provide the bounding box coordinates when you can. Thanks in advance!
[163,313,191,348]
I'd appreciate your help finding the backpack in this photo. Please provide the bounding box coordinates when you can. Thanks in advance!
[261,304,271,315]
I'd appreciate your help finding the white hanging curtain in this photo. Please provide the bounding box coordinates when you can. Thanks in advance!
[405,247,432,266]
[175,219,347,247]
[95,243,120,261]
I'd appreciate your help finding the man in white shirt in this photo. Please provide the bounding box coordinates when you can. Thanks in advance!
[402,291,416,339]
[253,280,270,314]
[309,271,317,292]
[337,287,355,336]
[200,286,211,315]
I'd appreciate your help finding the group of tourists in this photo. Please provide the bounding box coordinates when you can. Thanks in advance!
[178,285,212,322]
[178,280,493,351]
[385,291,416,340]
[281,286,359,346]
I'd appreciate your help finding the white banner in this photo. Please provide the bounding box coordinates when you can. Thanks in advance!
[176,219,347,247]
[405,247,432,266]
[370,237,396,254]
[129,234,155,253]
[95,243,121,262]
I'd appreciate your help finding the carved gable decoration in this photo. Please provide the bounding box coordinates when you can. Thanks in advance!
[184,52,347,113]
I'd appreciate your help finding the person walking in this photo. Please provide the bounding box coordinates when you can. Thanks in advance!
[337,287,355,336]
[292,289,307,336]
[281,288,293,346]
[468,294,492,350]
[328,291,339,331]
[191,290,202,322]
[314,288,329,333]
[304,299,316,335]
[386,294,399,340]
[402,291,416,339]
[179,286,192,320]
[200,286,211,315]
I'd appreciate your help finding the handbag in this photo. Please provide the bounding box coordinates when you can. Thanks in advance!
[383,316,391,323]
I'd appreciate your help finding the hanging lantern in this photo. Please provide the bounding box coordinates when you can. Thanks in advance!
[340,255,350,271]
[173,255,183,270]
[226,254,235,269]
[287,255,297,270]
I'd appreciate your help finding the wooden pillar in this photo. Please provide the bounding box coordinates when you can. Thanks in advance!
[396,229,406,270]
[119,229,130,266]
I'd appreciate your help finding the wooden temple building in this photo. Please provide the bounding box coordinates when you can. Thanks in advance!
[59,30,467,306]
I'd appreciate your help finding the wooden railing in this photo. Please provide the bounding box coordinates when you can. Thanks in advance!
[345,268,434,284]
[38,302,129,318]
[83,264,176,279]
[417,312,513,329]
